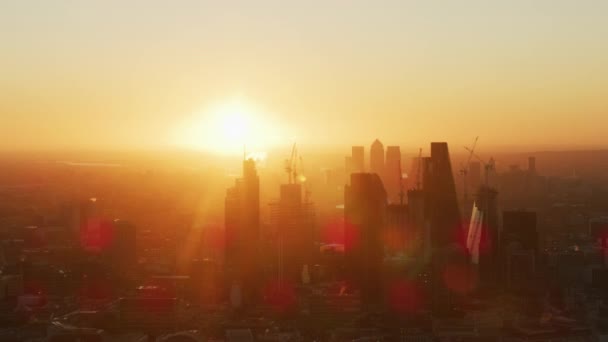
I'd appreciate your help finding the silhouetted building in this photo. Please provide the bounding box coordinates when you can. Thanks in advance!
[474,187,499,288]
[225,158,260,307]
[386,204,408,256]
[352,146,365,172]
[385,146,402,203]
[370,139,385,176]
[425,142,462,249]
[408,189,429,260]
[268,183,315,284]
[423,143,468,311]
[344,173,387,310]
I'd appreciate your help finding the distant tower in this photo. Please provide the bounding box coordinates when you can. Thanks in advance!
[225,158,260,307]
[370,139,385,176]
[351,146,365,172]
[344,173,387,310]
[385,146,402,203]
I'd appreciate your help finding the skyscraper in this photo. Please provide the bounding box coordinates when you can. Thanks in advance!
[351,146,365,172]
[370,139,385,176]
[474,186,499,288]
[344,173,387,309]
[225,158,260,307]
[269,183,315,284]
[424,143,468,310]
[385,145,402,203]
[425,142,462,249]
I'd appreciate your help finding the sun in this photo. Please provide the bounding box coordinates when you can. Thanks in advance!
[174,98,281,156]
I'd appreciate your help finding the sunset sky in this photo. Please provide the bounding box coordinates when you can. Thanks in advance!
[1,0,607,154]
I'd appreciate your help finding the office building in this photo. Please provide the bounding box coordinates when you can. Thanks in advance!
[385,145,402,203]
[474,187,499,288]
[370,139,385,176]
[268,183,315,284]
[344,173,387,309]
[425,142,462,249]
[225,158,260,307]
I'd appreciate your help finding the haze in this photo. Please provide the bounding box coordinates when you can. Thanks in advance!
[2,0,607,152]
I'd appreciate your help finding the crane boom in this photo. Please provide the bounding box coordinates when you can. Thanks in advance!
[284,142,298,184]
[463,146,495,187]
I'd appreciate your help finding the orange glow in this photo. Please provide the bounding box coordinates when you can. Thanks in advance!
[173,98,283,155]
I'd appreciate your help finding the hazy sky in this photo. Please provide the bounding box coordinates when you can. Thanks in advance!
[1,0,607,153]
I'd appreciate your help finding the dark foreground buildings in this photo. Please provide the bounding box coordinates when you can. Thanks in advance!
[344,173,387,310]
[225,158,260,307]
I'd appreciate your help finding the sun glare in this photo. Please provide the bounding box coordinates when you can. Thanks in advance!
[175,99,281,156]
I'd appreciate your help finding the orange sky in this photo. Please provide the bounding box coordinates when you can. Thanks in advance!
[1,1,607,154]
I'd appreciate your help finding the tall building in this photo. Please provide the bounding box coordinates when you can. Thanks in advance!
[344,173,387,309]
[408,189,429,260]
[370,139,385,176]
[351,146,365,172]
[225,158,260,307]
[425,142,462,249]
[474,187,499,288]
[268,183,315,284]
[423,143,469,311]
[385,146,402,203]
[386,204,409,256]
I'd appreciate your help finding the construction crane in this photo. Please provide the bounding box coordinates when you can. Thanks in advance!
[464,146,495,188]
[460,136,479,204]
[299,155,311,203]
[284,142,297,184]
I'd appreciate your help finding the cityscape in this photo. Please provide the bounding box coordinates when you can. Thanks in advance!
[2,1,608,341]
[2,141,608,341]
